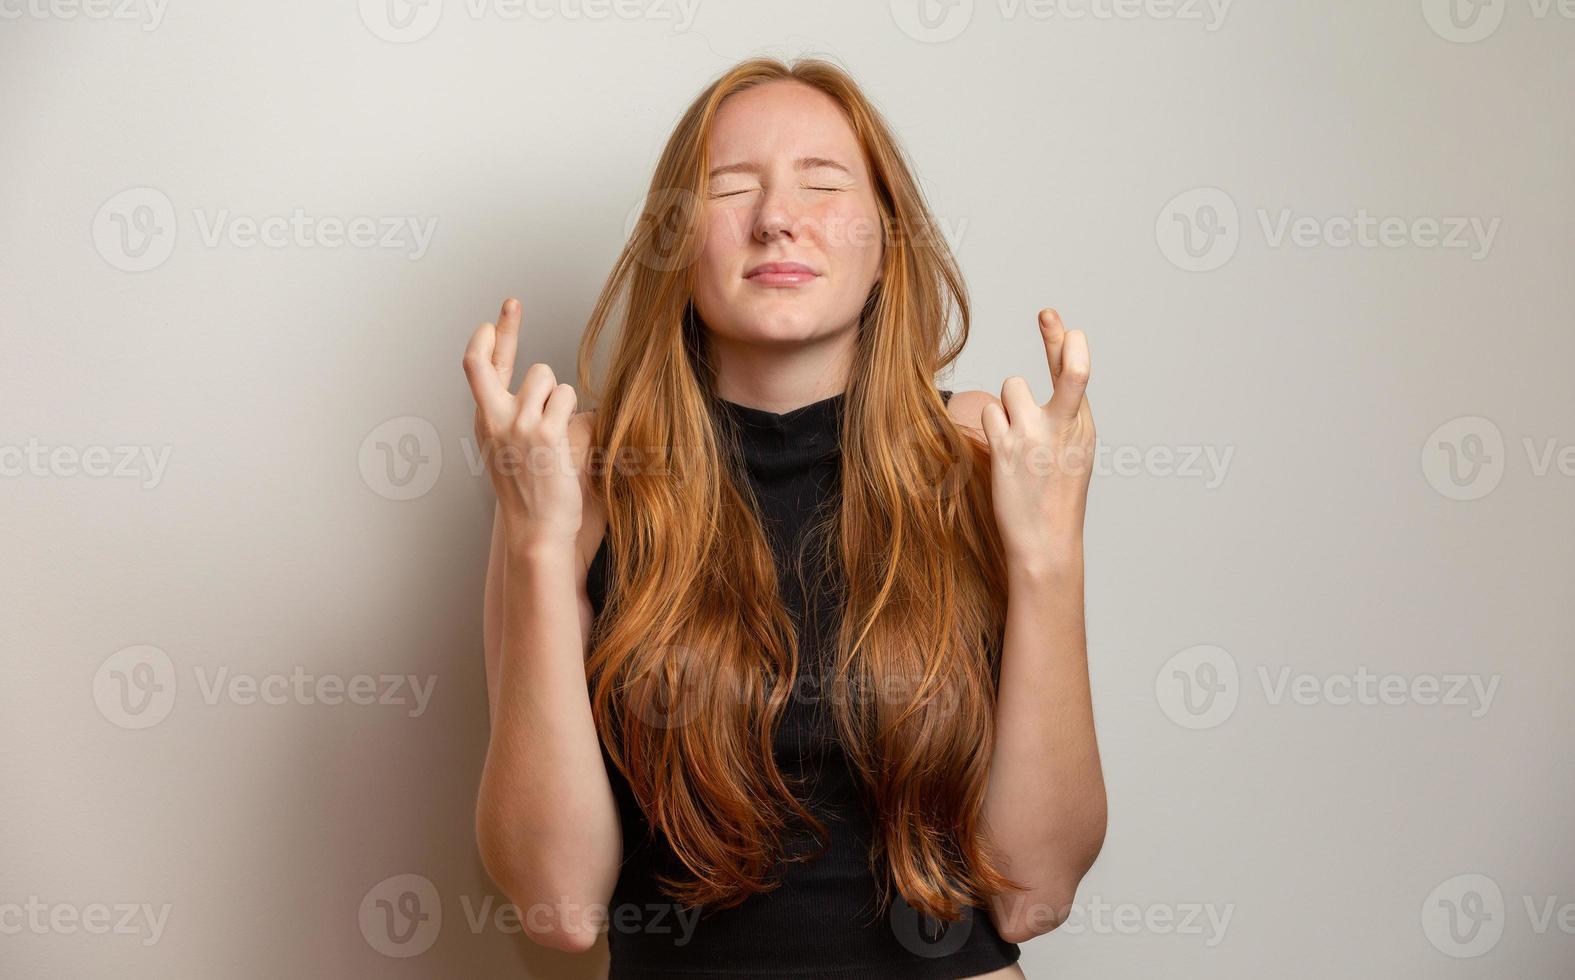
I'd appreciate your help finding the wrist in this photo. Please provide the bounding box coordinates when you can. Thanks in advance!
[1004,536,1084,580]
[504,533,579,568]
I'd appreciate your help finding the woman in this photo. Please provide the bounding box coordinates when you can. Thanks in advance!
[465,57,1105,978]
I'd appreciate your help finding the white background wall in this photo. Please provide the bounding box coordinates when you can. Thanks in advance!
[3,1,1571,977]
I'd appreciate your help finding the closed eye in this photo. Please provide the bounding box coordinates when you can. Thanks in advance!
[710,187,845,197]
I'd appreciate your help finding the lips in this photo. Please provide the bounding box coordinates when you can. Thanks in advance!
[744,261,819,285]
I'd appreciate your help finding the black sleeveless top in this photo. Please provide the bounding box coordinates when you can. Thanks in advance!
[586,388,1022,979]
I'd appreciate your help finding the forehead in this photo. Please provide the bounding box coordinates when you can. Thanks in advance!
[707,80,866,173]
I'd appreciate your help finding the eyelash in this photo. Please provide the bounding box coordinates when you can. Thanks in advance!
[710,186,846,198]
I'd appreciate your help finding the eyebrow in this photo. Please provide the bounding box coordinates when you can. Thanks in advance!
[707,156,854,179]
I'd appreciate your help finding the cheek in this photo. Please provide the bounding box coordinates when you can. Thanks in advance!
[815,199,883,279]
[703,207,752,258]
[693,222,729,299]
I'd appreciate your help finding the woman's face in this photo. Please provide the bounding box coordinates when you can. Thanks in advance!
[692,80,884,347]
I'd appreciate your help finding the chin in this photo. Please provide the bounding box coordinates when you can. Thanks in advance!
[726,312,833,344]
[705,297,828,341]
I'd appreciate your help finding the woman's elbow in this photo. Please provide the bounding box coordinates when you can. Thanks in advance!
[527,921,601,954]
[500,883,604,954]
[474,810,607,954]
[993,883,1077,944]
[993,841,1106,943]
[473,850,604,954]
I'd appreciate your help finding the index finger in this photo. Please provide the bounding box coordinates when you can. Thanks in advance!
[1046,329,1090,422]
[462,321,514,422]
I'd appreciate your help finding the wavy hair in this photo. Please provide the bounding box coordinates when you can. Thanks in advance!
[574,56,1023,923]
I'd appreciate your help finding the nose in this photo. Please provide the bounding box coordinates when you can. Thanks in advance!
[752,182,802,244]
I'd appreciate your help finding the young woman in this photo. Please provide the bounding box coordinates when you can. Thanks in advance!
[465,57,1105,978]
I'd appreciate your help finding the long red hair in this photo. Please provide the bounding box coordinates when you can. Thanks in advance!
[575,56,1022,923]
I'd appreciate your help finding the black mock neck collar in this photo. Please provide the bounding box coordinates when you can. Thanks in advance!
[713,391,846,477]
[715,391,846,431]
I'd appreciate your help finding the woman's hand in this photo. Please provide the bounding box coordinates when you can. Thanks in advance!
[980,307,1095,569]
[462,297,583,555]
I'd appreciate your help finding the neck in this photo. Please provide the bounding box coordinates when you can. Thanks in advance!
[707,321,857,415]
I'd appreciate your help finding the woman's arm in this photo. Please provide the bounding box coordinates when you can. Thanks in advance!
[466,302,621,953]
[480,499,594,721]
[475,501,621,953]
[948,309,1107,944]
[982,547,1105,943]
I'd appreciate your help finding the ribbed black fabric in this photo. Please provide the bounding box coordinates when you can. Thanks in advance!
[586,388,1022,978]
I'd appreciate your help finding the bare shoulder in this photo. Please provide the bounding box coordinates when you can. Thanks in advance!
[944,389,999,447]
